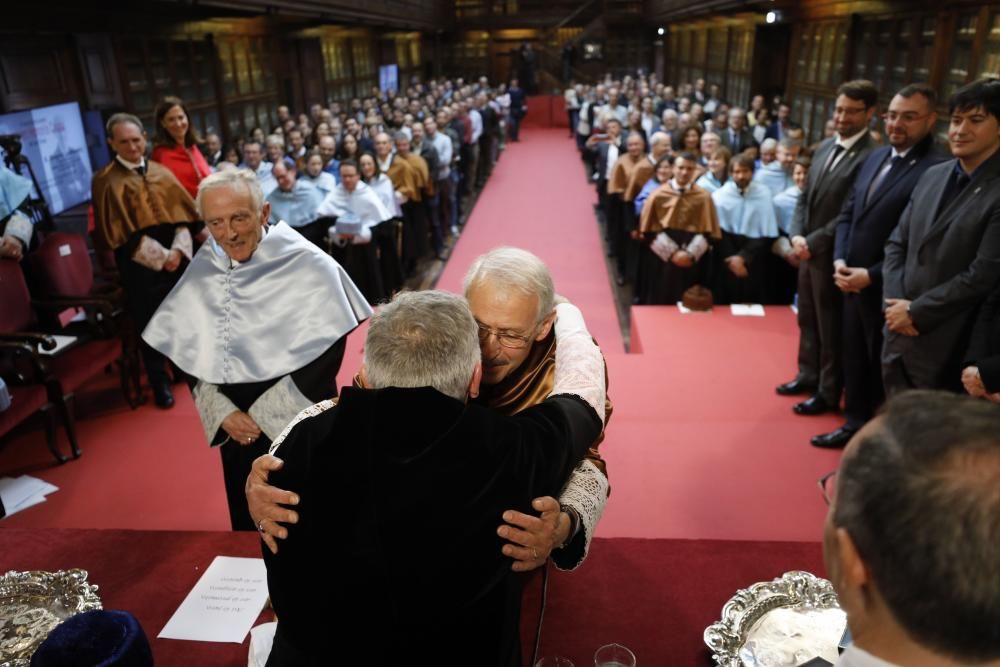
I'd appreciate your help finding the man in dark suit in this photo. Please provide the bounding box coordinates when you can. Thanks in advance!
[962,282,1000,403]
[882,77,1000,394]
[777,80,878,415]
[585,116,623,215]
[720,107,756,155]
[811,84,946,448]
[508,78,526,142]
[765,102,800,142]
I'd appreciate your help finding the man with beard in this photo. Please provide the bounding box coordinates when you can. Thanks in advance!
[712,152,780,305]
[778,80,877,416]
[248,248,613,573]
[810,84,945,449]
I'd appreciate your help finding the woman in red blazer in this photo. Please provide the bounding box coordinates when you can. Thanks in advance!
[151,96,211,199]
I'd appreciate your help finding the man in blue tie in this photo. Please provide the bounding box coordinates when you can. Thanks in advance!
[811,84,946,449]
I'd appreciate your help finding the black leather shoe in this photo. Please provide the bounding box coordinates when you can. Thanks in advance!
[776,379,816,396]
[152,382,174,409]
[793,395,832,416]
[811,427,858,449]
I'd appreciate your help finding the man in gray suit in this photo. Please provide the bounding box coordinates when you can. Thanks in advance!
[882,77,1000,394]
[777,80,878,415]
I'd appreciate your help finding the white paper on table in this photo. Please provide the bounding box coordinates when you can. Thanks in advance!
[248,621,276,667]
[676,301,693,314]
[158,556,269,643]
[0,475,59,517]
[38,335,78,356]
[731,304,766,317]
[790,304,799,315]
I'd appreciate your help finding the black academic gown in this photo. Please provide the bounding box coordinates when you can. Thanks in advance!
[207,339,346,531]
[263,386,601,666]
[713,231,771,305]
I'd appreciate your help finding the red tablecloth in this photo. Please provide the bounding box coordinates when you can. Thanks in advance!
[0,529,824,665]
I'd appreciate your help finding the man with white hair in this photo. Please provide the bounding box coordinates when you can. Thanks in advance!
[259,288,606,664]
[250,248,613,573]
[754,138,799,195]
[143,168,371,531]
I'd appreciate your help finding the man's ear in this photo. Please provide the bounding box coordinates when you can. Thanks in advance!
[536,310,557,341]
[834,526,873,613]
[468,360,483,399]
[358,365,370,389]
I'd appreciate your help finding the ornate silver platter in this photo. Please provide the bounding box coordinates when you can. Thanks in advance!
[0,569,103,667]
[704,570,846,667]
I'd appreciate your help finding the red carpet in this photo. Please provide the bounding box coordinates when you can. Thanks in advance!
[1,128,841,545]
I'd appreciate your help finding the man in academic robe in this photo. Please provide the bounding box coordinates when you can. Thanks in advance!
[0,163,35,261]
[623,132,673,292]
[778,80,878,416]
[374,131,422,274]
[266,161,326,249]
[316,159,391,304]
[396,131,434,261]
[712,153,780,305]
[754,139,800,196]
[606,132,645,285]
[92,112,200,409]
[250,248,613,575]
[636,151,721,305]
[143,168,370,531]
[257,289,605,665]
[810,84,946,449]
[882,77,1000,395]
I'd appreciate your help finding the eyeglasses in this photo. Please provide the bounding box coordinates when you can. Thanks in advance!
[476,321,534,349]
[881,112,931,124]
[818,470,838,506]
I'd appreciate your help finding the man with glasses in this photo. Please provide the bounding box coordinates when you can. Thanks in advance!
[882,77,1000,394]
[249,247,613,573]
[778,80,878,417]
[818,391,1000,666]
[810,84,946,449]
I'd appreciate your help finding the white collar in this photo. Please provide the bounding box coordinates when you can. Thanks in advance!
[837,644,898,667]
[670,178,689,193]
[890,146,912,160]
[116,155,145,171]
[836,128,869,151]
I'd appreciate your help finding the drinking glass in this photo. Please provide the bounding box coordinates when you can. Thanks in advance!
[594,642,636,667]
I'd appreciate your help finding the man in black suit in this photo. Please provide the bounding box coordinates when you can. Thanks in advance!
[882,77,1000,394]
[777,80,878,415]
[765,102,800,142]
[720,107,756,155]
[963,282,1000,403]
[811,84,946,448]
[585,116,623,215]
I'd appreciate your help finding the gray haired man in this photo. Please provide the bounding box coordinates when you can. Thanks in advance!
[260,289,606,665]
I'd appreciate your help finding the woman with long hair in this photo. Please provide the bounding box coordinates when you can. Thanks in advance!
[151,96,211,198]
[336,133,361,162]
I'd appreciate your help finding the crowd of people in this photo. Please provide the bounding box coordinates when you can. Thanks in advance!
[568,72,1000,451]
[3,56,1000,666]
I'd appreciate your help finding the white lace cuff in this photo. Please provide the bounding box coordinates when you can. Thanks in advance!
[771,235,793,257]
[171,226,193,260]
[554,458,609,570]
[550,303,606,421]
[5,211,32,247]
[268,399,338,456]
[686,234,709,261]
[651,232,679,262]
[193,381,239,446]
[131,235,169,271]
[248,375,315,441]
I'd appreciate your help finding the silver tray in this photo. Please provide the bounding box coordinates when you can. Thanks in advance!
[704,570,845,667]
[0,569,103,667]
